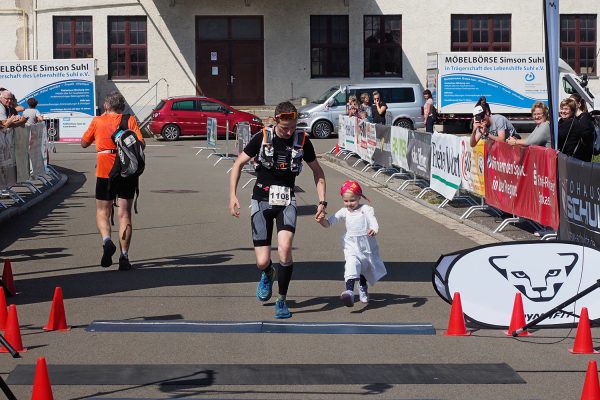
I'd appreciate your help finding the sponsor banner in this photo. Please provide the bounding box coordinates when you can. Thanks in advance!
[544,0,560,147]
[365,122,377,162]
[390,126,410,171]
[207,117,217,147]
[13,126,30,183]
[373,124,392,168]
[485,141,558,229]
[339,115,357,154]
[29,123,47,176]
[558,153,600,247]
[355,119,369,161]
[236,123,251,155]
[59,117,93,142]
[437,52,547,114]
[0,128,16,189]
[0,59,96,118]
[407,131,431,179]
[459,138,485,196]
[433,241,600,327]
[430,132,461,200]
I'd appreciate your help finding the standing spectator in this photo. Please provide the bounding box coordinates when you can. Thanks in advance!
[423,89,435,133]
[0,90,26,128]
[371,91,387,125]
[558,97,593,162]
[476,96,492,115]
[347,95,359,117]
[22,98,44,125]
[81,91,146,271]
[507,102,551,148]
[359,93,373,122]
[470,105,518,147]
[228,101,327,319]
[570,93,596,154]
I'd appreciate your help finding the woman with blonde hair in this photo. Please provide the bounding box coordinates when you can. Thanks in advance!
[507,102,551,147]
[558,97,593,161]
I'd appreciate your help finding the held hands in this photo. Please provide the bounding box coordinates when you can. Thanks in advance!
[367,229,377,237]
[315,204,327,221]
[229,196,241,218]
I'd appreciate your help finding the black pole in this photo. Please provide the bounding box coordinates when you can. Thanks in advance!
[512,278,600,336]
[0,333,19,358]
[0,376,18,400]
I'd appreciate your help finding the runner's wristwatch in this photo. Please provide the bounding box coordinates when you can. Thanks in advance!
[318,201,328,207]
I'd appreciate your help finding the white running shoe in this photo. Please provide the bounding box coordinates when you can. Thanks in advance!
[340,290,354,307]
[359,286,369,303]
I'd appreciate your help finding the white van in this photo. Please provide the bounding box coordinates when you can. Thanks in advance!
[296,83,425,138]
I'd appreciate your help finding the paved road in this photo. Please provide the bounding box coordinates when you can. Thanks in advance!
[0,137,593,399]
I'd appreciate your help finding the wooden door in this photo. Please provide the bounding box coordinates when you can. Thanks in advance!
[231,41,264,105]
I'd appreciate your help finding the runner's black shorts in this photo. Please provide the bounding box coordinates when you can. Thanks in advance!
[95,177,138,201]
[250,198,297,247]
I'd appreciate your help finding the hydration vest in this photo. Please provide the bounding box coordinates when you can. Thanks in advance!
[256,127,306,175]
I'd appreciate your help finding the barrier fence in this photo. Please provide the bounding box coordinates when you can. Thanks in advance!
[336,115,599,242]
[0,122,59,210]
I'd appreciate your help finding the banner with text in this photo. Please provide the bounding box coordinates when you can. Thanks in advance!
[407,131,431,179]
[390,126,410,171]
[485,142,558,229]
[558,153,600,247]
[430,132,462,199]
[460,138,486,197]
[0,128,16,189]
[373,124,392,168]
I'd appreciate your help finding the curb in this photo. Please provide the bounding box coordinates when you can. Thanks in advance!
[0,173,69,226]
[321,152,515,243]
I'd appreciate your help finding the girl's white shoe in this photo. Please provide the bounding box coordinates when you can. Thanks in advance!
[359,286,369,303]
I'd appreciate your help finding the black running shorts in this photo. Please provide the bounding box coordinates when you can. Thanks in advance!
[250,198,297,246]
[95,177,138,201]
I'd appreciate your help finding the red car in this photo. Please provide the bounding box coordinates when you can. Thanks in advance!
[148,96,263,141]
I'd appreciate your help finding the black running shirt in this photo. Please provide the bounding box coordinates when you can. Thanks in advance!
[243,131,317,201]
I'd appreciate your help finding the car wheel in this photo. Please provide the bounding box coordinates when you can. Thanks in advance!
[393,118,413,130]
[162,124,180,141]
[312,120,333,139]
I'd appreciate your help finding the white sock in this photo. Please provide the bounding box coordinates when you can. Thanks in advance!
[102,236,111,244]
[121,251,128,258]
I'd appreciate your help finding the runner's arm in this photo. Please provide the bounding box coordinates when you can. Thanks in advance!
[306,159,326,219]
[229,151,252,217]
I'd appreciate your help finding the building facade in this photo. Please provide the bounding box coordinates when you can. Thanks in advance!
[1,0,599,118]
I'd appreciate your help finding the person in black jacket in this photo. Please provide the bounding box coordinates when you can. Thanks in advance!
[558,97,594,162]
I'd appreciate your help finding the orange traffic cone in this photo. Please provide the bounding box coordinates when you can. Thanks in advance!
[2,259,16,296]
[43,287,70,331]
[31,357,54,400]
[505,292,530,337]
[335,143,340,154]
[570,307,599,354]
[581,360,600,400]
[0,288,7,331]
[0,305,26,353]
[445,292,470,336]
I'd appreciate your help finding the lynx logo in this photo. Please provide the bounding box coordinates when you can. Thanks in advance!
[488,253,578,302]
[432,242,600,327]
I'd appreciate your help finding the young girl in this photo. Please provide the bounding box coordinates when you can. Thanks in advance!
[318,180,387,307]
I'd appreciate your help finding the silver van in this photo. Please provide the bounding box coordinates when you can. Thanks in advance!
[296,83,425,138]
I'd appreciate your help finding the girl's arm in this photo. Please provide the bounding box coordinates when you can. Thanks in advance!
[364,205,379,236]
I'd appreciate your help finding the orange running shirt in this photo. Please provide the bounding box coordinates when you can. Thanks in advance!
[82,114,144,178]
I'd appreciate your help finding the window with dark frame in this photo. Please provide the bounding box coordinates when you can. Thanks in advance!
[108,16,148,79]
[364,15,402,77]
[451,15,511,51]
[310,15,349,78]
[560,14,597,75]
[53,16,93,59]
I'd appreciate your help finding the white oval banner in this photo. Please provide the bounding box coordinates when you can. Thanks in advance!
[433,241,600,328]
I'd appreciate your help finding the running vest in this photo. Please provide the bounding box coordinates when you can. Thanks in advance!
[256,127,306,175]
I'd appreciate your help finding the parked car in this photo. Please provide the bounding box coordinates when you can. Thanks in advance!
[148,95,263,141]
[296,83,425,138]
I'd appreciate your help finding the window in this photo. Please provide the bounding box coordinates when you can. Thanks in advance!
[53,16,93,59]
[108,16,147,79]
[310,15,349,78]
[561,15,597,75]
[171,100,197,111]
[199,100,227,113]
[364,15,402,77]
[451,15,511,51]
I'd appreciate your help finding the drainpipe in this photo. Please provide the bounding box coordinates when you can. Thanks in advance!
[0,8,29,59]
[33,0,37,59]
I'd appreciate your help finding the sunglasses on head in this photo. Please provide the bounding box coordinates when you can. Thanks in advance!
[275,112,297,121]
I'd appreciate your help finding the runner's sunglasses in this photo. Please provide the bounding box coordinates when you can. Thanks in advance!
[275,112,297,121]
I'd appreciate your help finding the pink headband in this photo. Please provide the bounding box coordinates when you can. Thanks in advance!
[340,180,370,202]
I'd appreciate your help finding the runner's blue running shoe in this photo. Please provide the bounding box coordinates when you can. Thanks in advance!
[256,270,273,302]
[274,299,292,319]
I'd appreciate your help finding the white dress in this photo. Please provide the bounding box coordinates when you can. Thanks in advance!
[327,204,387,285]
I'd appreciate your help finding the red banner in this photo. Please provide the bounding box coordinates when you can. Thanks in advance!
[484,142,559,229]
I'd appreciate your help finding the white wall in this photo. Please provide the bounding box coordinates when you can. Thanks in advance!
[1,0,599,113]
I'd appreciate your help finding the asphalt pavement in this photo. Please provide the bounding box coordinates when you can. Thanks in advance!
[0,136,594,399]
